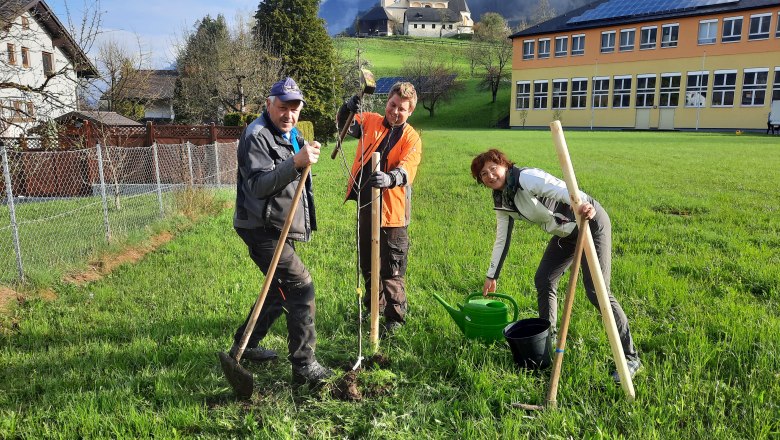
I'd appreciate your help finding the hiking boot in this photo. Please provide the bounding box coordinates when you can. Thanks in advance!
[380,320,403,339]
[292,360,334,386]
[229,344,278,363]
[612,358,642,384]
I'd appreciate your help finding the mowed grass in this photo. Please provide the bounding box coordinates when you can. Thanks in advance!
[1,129,779,438]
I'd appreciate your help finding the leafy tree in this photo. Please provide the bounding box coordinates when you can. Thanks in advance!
[254,0,340,138]
[473,12,509,43]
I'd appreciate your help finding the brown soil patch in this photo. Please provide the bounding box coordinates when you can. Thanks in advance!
[63,231,174,285]
[332,370,362,401]
[0,286,18,313]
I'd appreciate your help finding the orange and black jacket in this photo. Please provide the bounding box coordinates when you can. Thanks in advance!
[339,109,422,227]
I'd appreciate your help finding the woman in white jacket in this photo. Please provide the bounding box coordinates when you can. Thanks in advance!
[471,149,640,383]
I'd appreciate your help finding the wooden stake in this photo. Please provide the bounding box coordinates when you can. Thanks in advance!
[370,152,381,352]
[550,120,636,402]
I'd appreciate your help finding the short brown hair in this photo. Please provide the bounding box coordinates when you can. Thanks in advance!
[470,149,514,184]
[389,82,417,110]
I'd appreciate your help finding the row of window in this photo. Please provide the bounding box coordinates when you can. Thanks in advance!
[5,43,54,74]
[411,23,455,29]
[515,68,780,110]
[522,11,780,60]
[1,100,36,122]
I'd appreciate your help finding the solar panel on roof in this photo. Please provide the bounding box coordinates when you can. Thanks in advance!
[374,77,406,94]
[567,0,739,24]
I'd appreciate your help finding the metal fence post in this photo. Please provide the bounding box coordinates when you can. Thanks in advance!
[152,142,164,218]
[95,144,111,241]
[186,141,194,186]
[213,142,221,186]
[1,144,24,282]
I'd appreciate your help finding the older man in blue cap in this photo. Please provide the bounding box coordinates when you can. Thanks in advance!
[229,77,333,386]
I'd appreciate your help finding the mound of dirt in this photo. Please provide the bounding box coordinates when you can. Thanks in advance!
[332,370,362,401]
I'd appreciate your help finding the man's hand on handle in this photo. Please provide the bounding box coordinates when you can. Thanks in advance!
[293,141,320,170]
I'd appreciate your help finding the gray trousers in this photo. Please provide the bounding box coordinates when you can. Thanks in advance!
[233,227,317,367]
[534,201,638,360]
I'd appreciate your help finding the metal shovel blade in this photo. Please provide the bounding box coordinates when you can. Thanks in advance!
[218,351,253,400]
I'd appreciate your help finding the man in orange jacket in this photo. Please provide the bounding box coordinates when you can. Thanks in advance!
[337,82,422,337]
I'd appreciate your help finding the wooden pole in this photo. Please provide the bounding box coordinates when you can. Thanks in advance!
[550,120,635,401]
[370,151,381,352]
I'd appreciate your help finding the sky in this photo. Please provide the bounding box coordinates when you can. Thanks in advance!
[46,0,257,69]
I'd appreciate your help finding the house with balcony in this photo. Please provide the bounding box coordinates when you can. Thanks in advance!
[357,0,473,37]
[0,0,98,138]
[509,0,780,131]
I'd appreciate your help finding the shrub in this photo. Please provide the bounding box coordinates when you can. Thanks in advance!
[243,113,260,125]
[223,113,243,126]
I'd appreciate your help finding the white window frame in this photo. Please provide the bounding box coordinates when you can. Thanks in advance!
[600,30,616,53]
[777,12,780,38]
[685,71,709,108]
[712,69,737,107]
[552,79,568,109]
[660,73,681,107]
[533,80,549,109]
[571,77,588,109]
[612,75,632,108]
[640,26,657,49]
[592,76,610,109]
[554,36,568,57]
[635,74,656,108]
[722,16,743,43]
[538,38,551,59]
[523,40,535,60]
[571,34,585,56]
[748,13,771,40]
[741,68,768,107]
[661,23,679,48]
[516,81,531,109]
[773,67,780,101]
[619,28,635,51]
[698,19,718,45]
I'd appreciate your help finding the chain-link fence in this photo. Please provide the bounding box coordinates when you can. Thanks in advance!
[0,140,238,284]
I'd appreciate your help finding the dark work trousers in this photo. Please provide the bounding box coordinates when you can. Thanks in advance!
[357,205,409,323]
[534,201,638,360]
[233,227,317,367]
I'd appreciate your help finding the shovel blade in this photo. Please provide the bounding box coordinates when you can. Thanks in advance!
[218,351,253,400]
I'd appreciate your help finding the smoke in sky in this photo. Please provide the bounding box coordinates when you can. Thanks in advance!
[318,0,593,35]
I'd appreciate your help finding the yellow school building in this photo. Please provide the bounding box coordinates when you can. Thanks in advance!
[509,0,780,131]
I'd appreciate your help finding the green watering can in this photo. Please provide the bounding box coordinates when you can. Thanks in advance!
[432,292,519,342]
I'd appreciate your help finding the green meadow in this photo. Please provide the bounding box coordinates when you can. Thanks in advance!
[2,128,779,438]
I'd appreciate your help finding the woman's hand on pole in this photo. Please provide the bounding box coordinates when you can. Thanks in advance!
[578,202,596,220]
[483,278,497,296]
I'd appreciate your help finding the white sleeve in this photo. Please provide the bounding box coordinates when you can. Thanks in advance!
[487,211,514,279]
[518,168,589,205]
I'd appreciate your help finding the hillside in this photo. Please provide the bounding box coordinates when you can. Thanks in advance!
[334,37,511,129]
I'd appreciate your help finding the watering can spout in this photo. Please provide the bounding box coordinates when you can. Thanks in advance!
[432,293,466,333]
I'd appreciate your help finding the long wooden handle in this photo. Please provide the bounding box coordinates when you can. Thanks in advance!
[331,112,356,159]
[545,218,588,408]
[550,120,635,401]
[370,152,381,352]
[234,164,313,362]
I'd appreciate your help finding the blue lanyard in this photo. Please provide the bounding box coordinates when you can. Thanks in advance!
[286,128,300,153]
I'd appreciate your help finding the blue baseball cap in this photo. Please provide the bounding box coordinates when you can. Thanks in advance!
[269,77,305,104]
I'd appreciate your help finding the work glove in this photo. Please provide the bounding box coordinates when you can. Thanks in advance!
[369,169,403,188]
[346,95,362,113]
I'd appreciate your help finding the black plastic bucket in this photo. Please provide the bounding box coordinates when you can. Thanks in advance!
[504,318,552,370]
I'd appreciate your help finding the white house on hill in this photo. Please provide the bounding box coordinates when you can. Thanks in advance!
[357,0,473,37]
[0,0,97,138]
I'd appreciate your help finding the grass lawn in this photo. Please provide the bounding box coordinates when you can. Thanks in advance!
[1,129,779,438]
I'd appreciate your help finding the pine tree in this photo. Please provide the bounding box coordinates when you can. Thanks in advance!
[254,0,340,138]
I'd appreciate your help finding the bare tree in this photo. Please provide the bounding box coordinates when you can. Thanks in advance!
[531,0,557,25]
[402,51,463,118]
[91,36,154,119]
[0,0,100,138]
[472,13,513,103]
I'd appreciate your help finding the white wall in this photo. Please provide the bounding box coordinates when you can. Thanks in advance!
[1,10,79,137]
[144,101,174,120]
[405,21,461,38]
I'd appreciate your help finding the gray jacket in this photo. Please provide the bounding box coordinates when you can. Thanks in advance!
[233,112,315,241]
